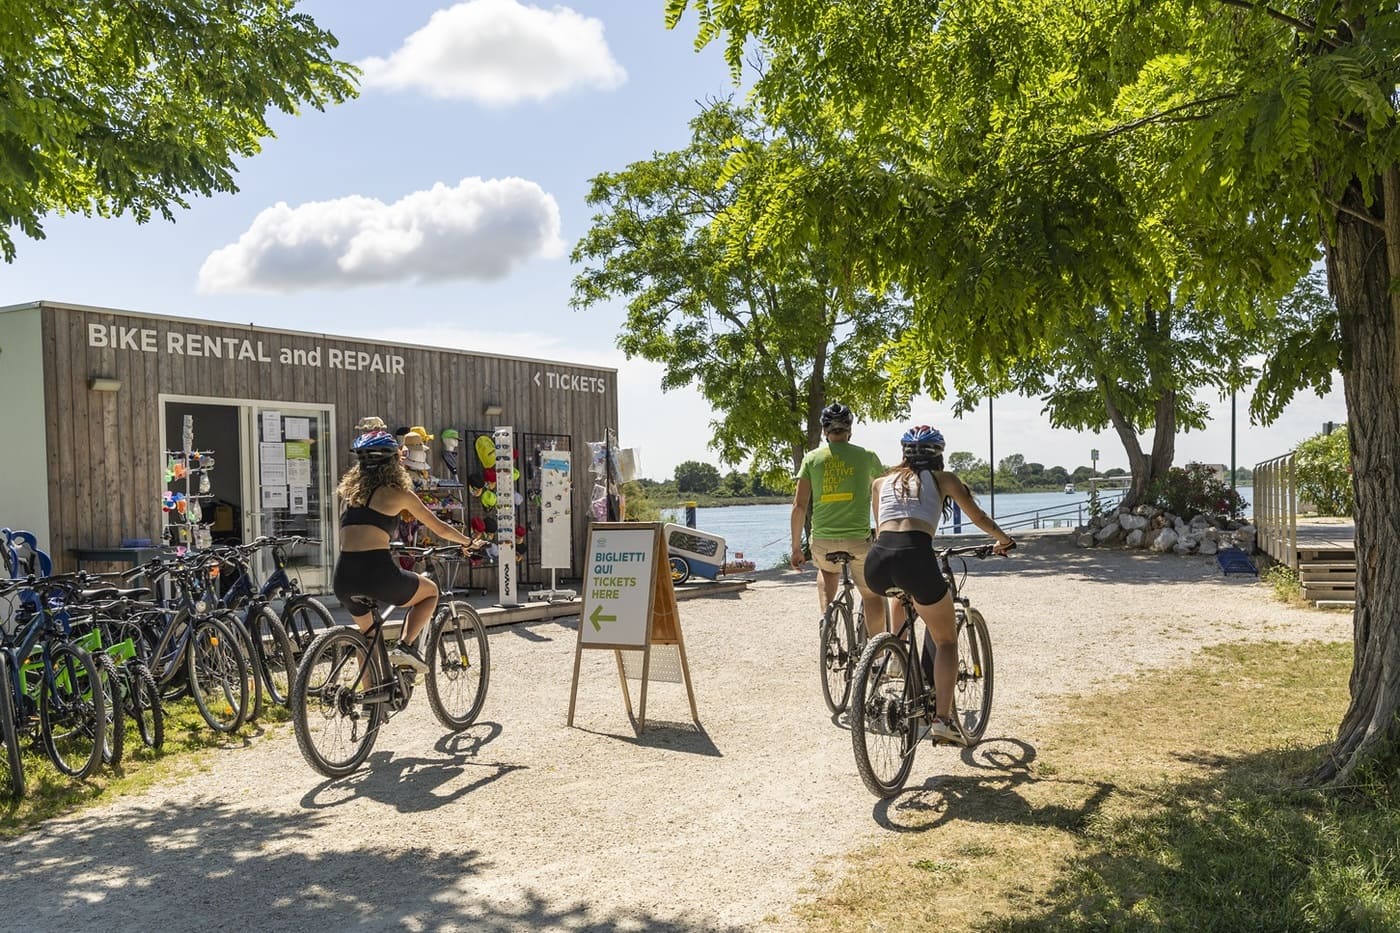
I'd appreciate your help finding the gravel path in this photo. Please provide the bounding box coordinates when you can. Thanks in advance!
[0,537,1347,931]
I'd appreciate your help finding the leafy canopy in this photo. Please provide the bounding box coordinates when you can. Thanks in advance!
[0,0,358,260]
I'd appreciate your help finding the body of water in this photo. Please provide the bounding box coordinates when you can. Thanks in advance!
[665,486,1255,572]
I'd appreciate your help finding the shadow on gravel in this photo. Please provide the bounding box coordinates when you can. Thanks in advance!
[869,736,1117,835]
[0,799,742,931]
[573,721,722,757]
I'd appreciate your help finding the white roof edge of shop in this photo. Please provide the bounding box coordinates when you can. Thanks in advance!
[0,299,619,375]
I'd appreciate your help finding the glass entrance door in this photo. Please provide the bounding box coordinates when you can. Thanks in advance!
[246,405,335,593]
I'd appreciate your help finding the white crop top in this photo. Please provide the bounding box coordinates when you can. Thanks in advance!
[877,470,943,528]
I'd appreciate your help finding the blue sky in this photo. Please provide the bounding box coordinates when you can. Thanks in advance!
[4,0,1345,479]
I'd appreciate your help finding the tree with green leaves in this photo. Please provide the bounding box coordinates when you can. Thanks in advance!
[571,99,913,483]
[668,0,1397,785]
[673,460,721,494]
[1,0,357,261]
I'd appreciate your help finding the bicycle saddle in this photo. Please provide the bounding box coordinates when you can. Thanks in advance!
[79,587,122,601]
[826,551,855,563]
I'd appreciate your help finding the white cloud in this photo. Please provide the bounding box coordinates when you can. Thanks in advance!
[197,177,564,293]
[358,0,626,105]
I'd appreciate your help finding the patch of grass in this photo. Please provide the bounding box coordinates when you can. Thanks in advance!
[1,697,286,838]
[1262,563,1309,607]
[795,640,1400,931]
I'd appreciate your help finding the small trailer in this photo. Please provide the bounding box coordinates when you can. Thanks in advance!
[663,523,727,584]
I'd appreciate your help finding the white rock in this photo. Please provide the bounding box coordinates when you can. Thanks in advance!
[1120,514,1150,531]
[1198,537,1219,556]
[1095,521,1123,543]
[1174,539,1197,555]
[1076,532,1096,548]
[1126,529,1145,548]
[1152,528,1179,552]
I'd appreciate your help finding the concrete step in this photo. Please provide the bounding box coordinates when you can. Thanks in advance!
[1313,599,1356,610]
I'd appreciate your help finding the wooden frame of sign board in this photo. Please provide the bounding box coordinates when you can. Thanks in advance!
[567,521,698,732]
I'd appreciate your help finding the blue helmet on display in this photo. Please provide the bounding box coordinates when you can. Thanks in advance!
[900,425,945,464]
[352,429,400,465]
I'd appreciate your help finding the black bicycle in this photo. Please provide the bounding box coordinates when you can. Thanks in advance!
[819,550,870,714]
[290,545,491,778]
[850,543,998,798]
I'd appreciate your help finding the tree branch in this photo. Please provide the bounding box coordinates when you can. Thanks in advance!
[1328,197,1387,231]
[1213,0,1340,49]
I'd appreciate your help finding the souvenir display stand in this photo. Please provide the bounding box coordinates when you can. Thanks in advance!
[164,415,215,549]
[528,444,575,602]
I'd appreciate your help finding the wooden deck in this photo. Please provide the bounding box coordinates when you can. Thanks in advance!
[1294,520,1355,607]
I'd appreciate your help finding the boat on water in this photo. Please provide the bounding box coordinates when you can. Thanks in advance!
[1064,483,1075,494]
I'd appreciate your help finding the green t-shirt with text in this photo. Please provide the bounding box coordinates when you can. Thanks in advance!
[797,441,883,539]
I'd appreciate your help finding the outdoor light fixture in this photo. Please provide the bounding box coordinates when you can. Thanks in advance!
[88,376,122,392]
[483,402,504,418]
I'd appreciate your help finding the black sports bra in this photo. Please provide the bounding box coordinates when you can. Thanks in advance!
[340,489,401,534]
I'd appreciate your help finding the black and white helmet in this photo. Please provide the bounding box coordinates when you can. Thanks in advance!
[820,402,854,429]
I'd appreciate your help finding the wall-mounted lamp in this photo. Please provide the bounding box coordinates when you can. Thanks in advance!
[88,376,122,392]
[482,402,504,418]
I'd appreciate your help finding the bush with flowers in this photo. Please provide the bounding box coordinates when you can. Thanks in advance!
[1145,462,1247,522]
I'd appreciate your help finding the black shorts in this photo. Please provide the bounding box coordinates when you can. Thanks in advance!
[864,530,949,605]
[333,549,422,617]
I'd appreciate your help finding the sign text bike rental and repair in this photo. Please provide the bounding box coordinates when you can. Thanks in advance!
[87,322,408,374]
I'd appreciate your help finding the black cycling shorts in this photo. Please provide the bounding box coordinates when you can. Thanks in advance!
[333,549,422,617]
[864,530,949,606]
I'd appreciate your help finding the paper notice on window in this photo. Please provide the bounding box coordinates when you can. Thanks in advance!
[284,417,311,441]
[262,411,282,442]
[286,458,312,487]
[261,486,288,510]
[260,442,287,485]
[289,486,308,514]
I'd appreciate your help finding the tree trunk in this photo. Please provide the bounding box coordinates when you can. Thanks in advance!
[1310,174,1400,786]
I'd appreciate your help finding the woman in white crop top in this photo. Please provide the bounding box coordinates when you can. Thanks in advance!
[866,425,1014,745]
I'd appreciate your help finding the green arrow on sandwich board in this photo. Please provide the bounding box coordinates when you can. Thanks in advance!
[590,604,617,631]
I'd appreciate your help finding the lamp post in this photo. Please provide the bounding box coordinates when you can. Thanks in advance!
[988,396,995,519]
[1230,388,1237,491]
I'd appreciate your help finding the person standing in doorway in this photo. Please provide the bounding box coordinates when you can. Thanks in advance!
[790,402,887,636]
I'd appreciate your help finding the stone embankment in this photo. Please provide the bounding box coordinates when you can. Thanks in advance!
[1075,503,1256,556]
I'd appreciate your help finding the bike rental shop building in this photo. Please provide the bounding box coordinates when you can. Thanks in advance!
[0,301,617,595]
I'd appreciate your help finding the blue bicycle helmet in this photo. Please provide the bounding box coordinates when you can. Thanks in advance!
[900,425,945,465]
[352,429,400,465]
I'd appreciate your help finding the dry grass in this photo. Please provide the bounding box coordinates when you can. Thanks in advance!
[793,640,1360,931]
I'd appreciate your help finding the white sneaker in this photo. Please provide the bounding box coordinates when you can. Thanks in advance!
[929,715,969,747]
[389,641,429,674]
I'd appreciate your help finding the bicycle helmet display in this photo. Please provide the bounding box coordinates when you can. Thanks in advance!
[820,402,854,429]
[351,430,400,466]
[900,425,946,464]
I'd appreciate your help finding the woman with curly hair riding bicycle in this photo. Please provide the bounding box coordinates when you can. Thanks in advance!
[866,425,1015,745]
[334,430,485,673]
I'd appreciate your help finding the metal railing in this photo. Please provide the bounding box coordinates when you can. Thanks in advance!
[946,492,1126,533]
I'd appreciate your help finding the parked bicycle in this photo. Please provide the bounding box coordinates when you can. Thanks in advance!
[222,535,337,655]
[850,543,998,798]
[291,544,491,778]
[819,550,872,714]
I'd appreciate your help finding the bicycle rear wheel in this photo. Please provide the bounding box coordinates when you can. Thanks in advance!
[425,602,490,730]
[819,600,857,714]
[94,652,126,769]
[40,643,106,779]
[292,627,381,777]
[953,607,994,743]
[850,633,917,798]
[0,654,25,799]
[186,616,250,733]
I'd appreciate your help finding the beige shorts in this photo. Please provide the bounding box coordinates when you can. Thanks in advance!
[811,537,873,592]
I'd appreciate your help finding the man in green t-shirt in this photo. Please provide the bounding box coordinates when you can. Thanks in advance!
[790,402,886,635]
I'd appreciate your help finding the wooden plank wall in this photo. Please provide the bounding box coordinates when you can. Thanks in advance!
[42,305,618,584]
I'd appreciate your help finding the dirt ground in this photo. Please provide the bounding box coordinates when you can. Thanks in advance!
[0,536,1347,931]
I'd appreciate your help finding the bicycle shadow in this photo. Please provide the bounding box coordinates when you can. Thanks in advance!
[299,720,524,813]
[870,736,1118,834]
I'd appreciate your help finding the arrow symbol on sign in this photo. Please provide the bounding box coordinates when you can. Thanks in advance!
[534,371,542,386]
[589,604,616,631]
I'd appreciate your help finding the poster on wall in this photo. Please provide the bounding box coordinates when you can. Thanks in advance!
[259,442,287,485]
[283,417,310,441]
[261,411,283,442]
[261,486,288,509]
[539,450,572,570]
[289,487,308,515]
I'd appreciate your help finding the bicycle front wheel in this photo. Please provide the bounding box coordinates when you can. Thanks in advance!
[186,616,250,733]
[820,600,857,714]
[0,654,25,799]
[94,652,125,769]
[282,596,337,656]
[125,660,164,751]
[425,602,490,730]
[850,633,917,799]
[40,643,106,779]
[953,607,994,743]
[251,606,296,707]
[291,627,381,777]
